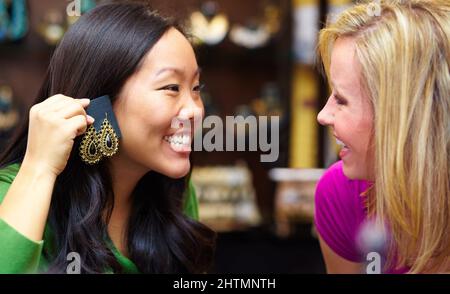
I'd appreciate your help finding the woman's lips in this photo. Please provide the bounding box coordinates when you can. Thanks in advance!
[339,146,350,159]
[336,137,350,159]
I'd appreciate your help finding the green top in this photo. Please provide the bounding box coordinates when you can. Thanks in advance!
[0,163,199,274]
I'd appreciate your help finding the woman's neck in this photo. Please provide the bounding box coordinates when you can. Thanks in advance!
[106,152,149,257]
[109,152,148,208]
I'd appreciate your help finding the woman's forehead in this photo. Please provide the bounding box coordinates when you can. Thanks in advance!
[330,37,364,102]
[136,29,198,78]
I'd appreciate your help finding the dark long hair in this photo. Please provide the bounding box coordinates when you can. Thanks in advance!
[0,1,215,274]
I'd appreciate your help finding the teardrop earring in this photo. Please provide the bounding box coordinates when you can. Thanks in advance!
[98,113,119,158]
[79,125,102,165]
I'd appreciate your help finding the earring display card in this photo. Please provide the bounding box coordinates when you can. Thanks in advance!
[86,95,122,139]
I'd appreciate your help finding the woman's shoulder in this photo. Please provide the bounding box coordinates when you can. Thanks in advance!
[314,160,369,262]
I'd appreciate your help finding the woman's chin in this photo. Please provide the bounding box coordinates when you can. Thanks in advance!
[158,140,192,178]
[342,163,370,181]
[162,162,191,179]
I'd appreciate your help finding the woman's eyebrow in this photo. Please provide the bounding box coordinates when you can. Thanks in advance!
[335,89,348,100]
[154,67,202,79]
[154,67,183,78]
[331,81,349,100]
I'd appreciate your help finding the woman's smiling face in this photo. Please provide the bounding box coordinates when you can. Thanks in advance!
[317,37,375,180]
[113,28,204,179]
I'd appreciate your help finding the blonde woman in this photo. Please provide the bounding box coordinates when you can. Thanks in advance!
[315,0,449,273]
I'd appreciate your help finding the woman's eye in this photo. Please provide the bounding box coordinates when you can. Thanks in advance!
[334,94,346,106]
[193,83,205,92]
[159,85,180,92]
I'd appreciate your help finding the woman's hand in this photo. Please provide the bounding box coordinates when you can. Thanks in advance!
[0,95,95,243]
[23,94,94,177]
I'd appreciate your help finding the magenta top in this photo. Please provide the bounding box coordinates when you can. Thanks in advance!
[314,161,407,274]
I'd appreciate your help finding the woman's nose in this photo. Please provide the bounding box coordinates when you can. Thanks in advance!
[182,94,204,118]
[179,108,194,120]
[317,101,334,126]
[179,106,202,120]
[176,106,203,131]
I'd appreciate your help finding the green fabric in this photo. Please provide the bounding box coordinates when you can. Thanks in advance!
[0,163,199,274]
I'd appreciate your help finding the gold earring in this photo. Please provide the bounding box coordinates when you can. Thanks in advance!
[98,113,119,158]
[79,125,103,165]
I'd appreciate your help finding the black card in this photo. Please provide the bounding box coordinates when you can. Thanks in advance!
[86,95,122,139]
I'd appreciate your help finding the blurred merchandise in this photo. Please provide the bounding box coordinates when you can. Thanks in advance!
[37,9,65,45]
[37,0,97,45]
[201,89,220,116]
[192,163,261,232]
[227,83,284,143]
[290,0,322,170]
[234,104,254,118]
[229,23,271,49]
[327,0,353,24]
[0,84,19,131]
[251,82,284,118]
[264,2,282,35]
[0,0,28,43]
[189,1,229,46]
[229,1,281,49]
[293,0,319,64]
[269,167,324,237]
[231,104,257,141]
[290,65,319,168]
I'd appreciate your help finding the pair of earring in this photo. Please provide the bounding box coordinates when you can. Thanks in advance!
[79,113,119,165]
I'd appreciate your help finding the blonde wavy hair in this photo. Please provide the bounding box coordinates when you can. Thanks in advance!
[318,0,450,273]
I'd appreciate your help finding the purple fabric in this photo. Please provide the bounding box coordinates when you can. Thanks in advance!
[314,161,407,273]
[315,161,368,262]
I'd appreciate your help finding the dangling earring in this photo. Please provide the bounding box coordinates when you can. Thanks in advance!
[79,125,102,165]
[98,113,119,158]
[79,95,121,165]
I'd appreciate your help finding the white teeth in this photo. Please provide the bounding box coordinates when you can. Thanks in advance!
[164,134,190,146]
[336,139,346,147]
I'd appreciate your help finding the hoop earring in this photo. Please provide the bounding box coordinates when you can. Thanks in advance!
[79,125,102,165]
[98,113,119,158]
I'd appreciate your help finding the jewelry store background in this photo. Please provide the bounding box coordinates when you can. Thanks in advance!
[0,0,354,273]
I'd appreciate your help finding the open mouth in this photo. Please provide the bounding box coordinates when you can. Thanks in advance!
[163,132,192,153]
[336,137,350,159]
[336,138,347,148]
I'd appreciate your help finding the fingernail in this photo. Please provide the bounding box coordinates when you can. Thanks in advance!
[87,115,95,123]
[80,98,91,104]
